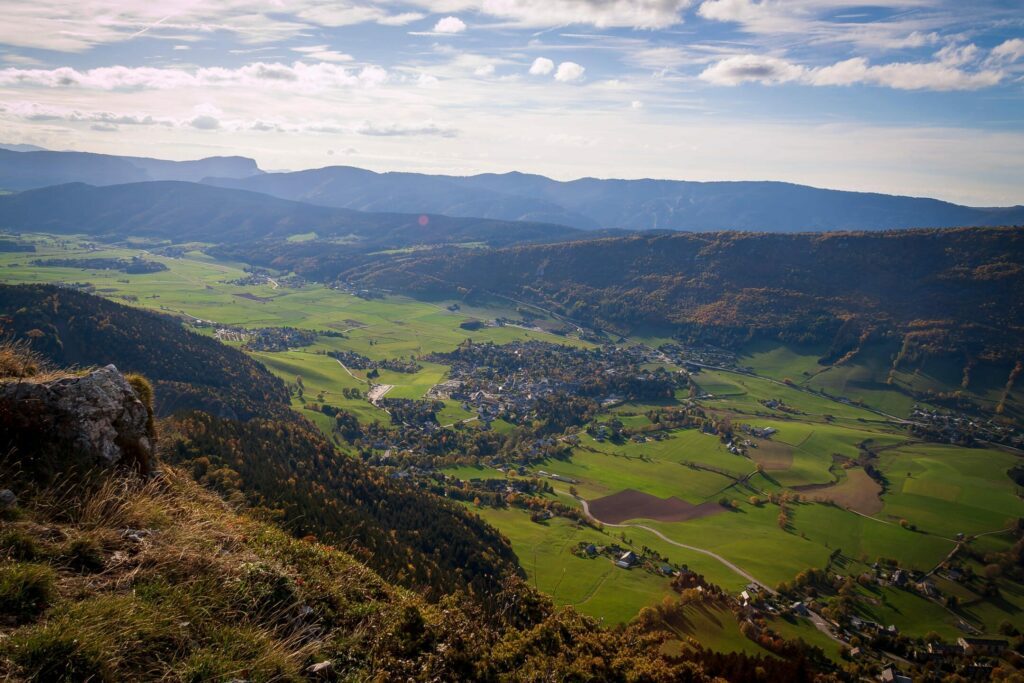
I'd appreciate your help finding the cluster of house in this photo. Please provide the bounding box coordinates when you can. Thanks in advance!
[238,325,315,350]
[576,542,678,577]
[869,636,1010,680]
[910,405,1022,447]
[443,378,578,426]
[739,424,778,439]
[724,437,756,456]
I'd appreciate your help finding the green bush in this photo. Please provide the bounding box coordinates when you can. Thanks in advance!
[0,562,57,622]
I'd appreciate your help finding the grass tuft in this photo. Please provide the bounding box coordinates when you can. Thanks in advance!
[0,562,57,622]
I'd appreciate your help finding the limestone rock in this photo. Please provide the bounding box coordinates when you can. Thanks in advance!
[0,364,155,475]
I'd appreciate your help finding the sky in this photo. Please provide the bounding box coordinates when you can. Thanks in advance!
[0,0,1022,205]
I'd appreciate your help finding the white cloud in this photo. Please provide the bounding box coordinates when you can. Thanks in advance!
[631,100,644,109]
[0,1,424,52]
[377,12,427,26]
[292,45,354,63]
[0,62,389,92]
[474,64,495,76]
[172,45,190,51]
[934,43,978,67]
[700,53,1005,91]
[529,57,555,75]
[295,3,415,27]
[555,61,586,82]
[988,38,1024,64]
[354,120,458,137]
[433,16,467,34]
[696,0,973,51]
[409,0,693,29]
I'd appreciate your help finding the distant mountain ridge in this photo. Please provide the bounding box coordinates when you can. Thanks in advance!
[2,146,1022,232]
[0,180,585,248]
[0,148,261,190]
[206,165,1024,233]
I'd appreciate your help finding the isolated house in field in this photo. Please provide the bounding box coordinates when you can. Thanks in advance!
[585,544,597,557]
[615,551,637,569]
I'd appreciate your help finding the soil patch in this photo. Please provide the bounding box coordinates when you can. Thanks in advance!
[589,489,723,524]
[795,468,883,515]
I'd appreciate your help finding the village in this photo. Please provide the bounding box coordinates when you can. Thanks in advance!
[424,340,677,427]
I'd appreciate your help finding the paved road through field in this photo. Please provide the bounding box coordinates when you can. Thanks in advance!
[557,488,774,594]
[556,488,855,646]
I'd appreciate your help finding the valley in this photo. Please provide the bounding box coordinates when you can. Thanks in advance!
[3,230,1021,671]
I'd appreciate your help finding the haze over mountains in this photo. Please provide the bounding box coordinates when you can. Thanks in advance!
[0,180,582,248]
[1,147,1022,233]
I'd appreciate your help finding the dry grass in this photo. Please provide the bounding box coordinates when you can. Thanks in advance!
[0,466,473,681]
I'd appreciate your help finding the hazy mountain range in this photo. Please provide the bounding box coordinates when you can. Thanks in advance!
[0,180,584,248]
[1,147,1022,233]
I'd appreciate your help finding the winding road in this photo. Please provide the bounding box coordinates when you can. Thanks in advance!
[556,488,855,646]
[555,488,774,594]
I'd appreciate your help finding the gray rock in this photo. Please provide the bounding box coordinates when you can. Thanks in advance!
[0,489,15,508]
[0,364,155,474]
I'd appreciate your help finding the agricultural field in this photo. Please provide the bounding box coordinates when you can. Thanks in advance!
[3,230,1021,646]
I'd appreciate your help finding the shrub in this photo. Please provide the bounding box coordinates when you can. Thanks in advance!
[0,562,57,622]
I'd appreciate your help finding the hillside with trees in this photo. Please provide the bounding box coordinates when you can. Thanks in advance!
[346,227,1024,364]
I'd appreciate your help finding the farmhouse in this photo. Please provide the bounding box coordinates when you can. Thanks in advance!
[615,551,638,569]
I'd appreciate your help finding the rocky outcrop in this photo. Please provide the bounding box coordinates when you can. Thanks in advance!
[0,364,155,476]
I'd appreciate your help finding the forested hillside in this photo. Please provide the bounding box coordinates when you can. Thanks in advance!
[346,227,1024,362]
[0,284,522,601]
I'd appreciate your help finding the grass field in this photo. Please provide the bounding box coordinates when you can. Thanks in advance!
[876,443,1022,538]
[471,506,677,625]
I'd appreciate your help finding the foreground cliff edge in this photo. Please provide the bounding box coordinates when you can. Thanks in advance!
[0,343,833,682]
